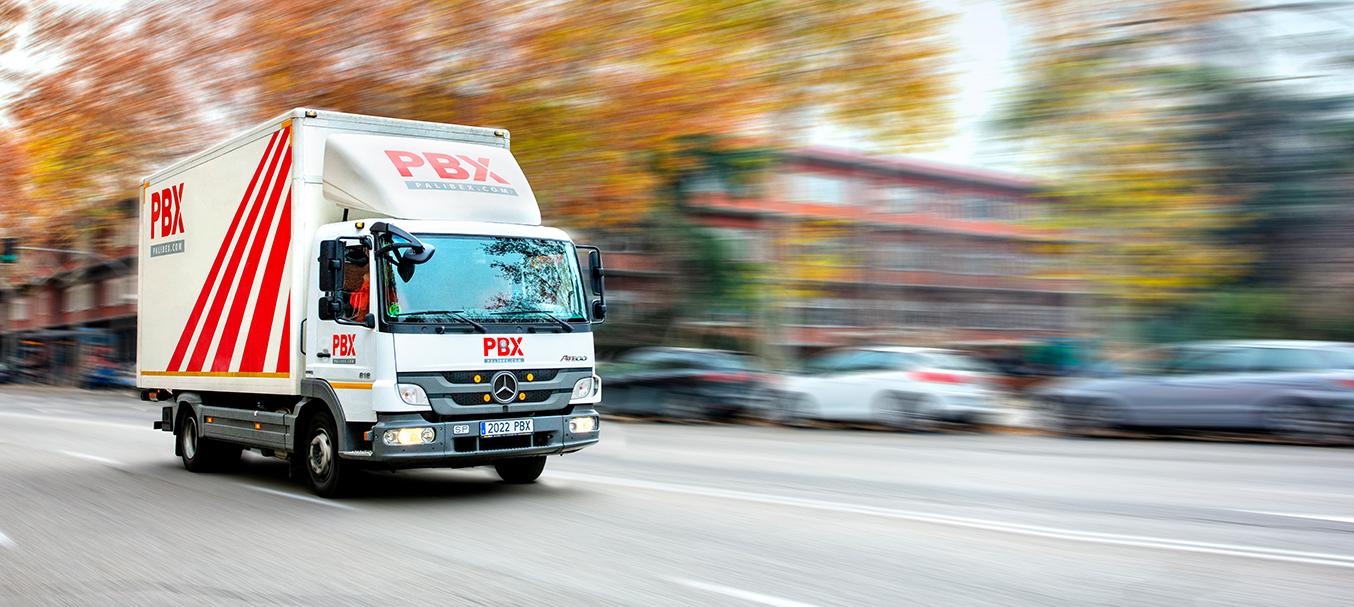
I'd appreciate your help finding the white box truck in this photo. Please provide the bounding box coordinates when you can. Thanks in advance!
[139,109,605,496]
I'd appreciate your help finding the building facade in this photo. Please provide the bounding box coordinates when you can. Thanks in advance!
[597,147,1086,359]
[0,200,138,383]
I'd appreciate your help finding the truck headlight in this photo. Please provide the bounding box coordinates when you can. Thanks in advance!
[591,375,601,397]
[569,416,598,433]
[397,383,429,405]
[383,427,436,445]
[571,377,594,400]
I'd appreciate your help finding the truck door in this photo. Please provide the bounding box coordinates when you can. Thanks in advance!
[313,239,377,408]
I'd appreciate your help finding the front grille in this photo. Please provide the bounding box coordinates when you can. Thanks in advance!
[450,392,493,405]
[442,369,566,384]
[452,432,556,452]
[445,389,568,406]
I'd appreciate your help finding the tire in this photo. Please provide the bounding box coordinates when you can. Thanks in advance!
[1267,401,1347,445]
[876,392,928,431]
[179,409,242,472]
[494,456,547,484]
[659,391,705,421]
[773,395,812,427]
[1057,399,1118,437]
[305,411,352,498]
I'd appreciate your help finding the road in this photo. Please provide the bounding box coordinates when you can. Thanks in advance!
[0,386,1351,606]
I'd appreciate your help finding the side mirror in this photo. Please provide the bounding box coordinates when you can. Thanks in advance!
[317,239,343,293]
[363,313,376,329]
[588,249,605,296]
[592,300,607,322]
[317,296,336,321]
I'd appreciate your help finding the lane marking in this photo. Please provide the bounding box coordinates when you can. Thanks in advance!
[57,450,126,467]
[0,411,151,431]
[671,578,821,607]
[549,472,1354,569]
[1243,511,1354,525]
[246,485,360,511]
[0,529,13,549]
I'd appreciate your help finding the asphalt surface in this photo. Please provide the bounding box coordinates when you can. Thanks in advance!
[0,385,1351,606]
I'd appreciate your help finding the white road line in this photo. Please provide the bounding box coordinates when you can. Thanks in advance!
[56,450,126,467]
[0,411,150,431]
[1243,511,1354,525]
[671,578,821,607]
[549,472,1354,569]
[0,529,13,549]
[246,486,360,511]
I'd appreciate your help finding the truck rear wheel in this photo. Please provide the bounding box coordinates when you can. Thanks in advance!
[305,410,352,498]
[494,456,546,484]
[179,411,241,472]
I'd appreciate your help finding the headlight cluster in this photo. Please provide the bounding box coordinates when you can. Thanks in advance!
[397,383,429,405]
[383,427,435,446]
[571,376,602,401]
[571,377,593,400]
[569,416,599,433]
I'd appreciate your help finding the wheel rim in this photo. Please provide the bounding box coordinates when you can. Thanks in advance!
[182,418,198,459]
[1275,404,1330,439]
[309,428,333,477]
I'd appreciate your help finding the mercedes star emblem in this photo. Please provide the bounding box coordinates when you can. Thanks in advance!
[491,371,519,404]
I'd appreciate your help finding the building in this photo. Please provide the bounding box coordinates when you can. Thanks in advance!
[596,146,1087,360]
[0,200,138,383]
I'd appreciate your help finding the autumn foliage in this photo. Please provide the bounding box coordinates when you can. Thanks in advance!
[0,0,956,248]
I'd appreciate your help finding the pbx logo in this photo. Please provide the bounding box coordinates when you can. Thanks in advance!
[384,150,510,184]
[333,334,357,358]
[483,337,524,357]
[150,184,186,240]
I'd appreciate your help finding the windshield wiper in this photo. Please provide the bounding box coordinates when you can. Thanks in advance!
[393,310,487,333]
[491,309,575,333]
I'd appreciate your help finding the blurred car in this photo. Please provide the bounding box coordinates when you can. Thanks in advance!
[1035,340,1354,443]
[597,347,774,420]
[0,363,14,384]
[776,346,1003,429]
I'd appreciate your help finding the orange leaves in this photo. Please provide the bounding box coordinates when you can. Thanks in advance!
[1,0,956,242]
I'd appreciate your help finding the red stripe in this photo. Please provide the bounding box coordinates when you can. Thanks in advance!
[209,134,293,371]
[275,294,291,374]
[239,190,292,372]
[165,131,281,371]
[186,127,291,371]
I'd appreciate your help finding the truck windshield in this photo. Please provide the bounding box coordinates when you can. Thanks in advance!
[377,234,588,325]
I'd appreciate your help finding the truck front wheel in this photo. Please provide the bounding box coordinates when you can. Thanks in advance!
[305,411,352,498]
[494,456,546,484]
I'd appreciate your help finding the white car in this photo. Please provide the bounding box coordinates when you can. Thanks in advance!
[777,347,1002,429]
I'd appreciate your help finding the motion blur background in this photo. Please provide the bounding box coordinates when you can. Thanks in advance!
[1,0,1353,385]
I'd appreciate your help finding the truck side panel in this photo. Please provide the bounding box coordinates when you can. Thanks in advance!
[138,120,302,395]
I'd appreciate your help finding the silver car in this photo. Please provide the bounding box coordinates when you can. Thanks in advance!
[777,347,1003,429]
[1037,340,1354,443]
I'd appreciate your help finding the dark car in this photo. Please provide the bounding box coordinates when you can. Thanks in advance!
[598,347,773,420]
[1035,340,1354,444]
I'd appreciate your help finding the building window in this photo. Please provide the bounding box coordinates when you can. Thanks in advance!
[706,228,764,262]
[884,186,917,214]
[963,196,992,220]
[790,174,849,205]
[63,284,94,312]
[9,297,29,321]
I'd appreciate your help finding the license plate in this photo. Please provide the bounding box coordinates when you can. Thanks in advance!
[481,418,534,437]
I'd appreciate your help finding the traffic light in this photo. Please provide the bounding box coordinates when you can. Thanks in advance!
[1,238,15,264]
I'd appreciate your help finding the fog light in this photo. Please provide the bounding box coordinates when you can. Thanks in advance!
[383,427,436,446]
[569,416,598,433]
[397,383,429,405]
[571,377,594,400]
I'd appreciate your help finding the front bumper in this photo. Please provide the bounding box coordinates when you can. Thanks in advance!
[349,407,600,469]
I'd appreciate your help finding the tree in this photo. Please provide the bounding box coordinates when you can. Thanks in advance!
[0,0,959,243]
